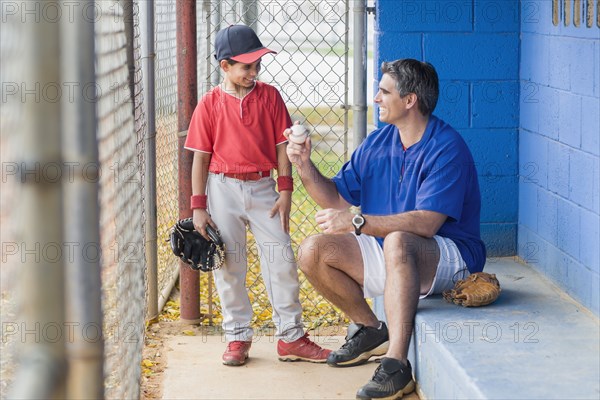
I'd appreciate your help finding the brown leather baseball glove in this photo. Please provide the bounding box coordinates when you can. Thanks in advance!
[443,272,501,307]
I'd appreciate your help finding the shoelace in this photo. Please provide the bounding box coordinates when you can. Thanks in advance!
[227,341,248,351]
[341,327,366,349]
[371,364,390,384]
[297,334,322,350]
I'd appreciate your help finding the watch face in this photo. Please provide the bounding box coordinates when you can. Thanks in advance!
[353,215,365,227]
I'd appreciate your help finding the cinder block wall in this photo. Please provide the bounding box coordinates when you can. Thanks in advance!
[374,0,520,256]
[519,1,599,314]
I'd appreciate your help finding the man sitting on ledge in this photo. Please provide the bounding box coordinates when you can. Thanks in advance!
[285,59,486,399]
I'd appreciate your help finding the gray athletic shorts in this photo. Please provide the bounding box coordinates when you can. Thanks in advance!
[354,233,470,299]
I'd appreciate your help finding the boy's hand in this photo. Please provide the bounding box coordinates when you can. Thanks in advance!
[270,190,292,233]
[284,123,312,170]
[193,209,218,241]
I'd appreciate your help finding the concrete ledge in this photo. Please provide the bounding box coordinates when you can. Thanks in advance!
[375,258,600,399]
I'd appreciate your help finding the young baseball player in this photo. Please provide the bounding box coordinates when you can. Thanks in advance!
[184,24,331,366]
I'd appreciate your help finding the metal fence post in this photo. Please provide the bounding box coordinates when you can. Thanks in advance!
[177,0,201,323]
[140,0,159,322]
[353,0,368,148]
[8,1,67,398]
[60,1,104,397]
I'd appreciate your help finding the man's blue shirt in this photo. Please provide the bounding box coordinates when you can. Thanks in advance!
[332,115,486,272]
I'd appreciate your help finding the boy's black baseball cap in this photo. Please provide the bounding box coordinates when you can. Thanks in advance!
[214,24,276,64]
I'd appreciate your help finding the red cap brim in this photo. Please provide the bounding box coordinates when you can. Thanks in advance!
[230,47,277,64]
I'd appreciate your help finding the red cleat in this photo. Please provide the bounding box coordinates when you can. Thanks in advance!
[277,333,331,363]
[222,341,252,366]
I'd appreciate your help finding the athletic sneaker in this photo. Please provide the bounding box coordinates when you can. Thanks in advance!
[356,358,415,400]
[327,322,389,367]
[222,341,252,366]
[277,333,331,362]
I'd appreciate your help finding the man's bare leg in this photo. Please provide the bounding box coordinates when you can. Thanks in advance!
[298,233,379,327]
[382,231,440,363]
[299,233,390,367]
[355,231,439,399]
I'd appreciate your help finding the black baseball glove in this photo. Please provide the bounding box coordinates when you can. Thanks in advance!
[169,218,225,272]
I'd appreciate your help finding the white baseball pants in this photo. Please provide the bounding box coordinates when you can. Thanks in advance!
[207,173,304,343]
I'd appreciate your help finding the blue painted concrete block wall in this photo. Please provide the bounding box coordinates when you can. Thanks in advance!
[374,0,520,256]
[519,1,599,315]
[374,0,599,315]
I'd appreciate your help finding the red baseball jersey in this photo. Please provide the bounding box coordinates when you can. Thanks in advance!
[185,81,291,174]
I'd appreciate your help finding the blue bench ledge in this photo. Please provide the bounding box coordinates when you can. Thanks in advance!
[374,257,600,399]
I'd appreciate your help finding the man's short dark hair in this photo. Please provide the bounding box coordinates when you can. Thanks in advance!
[380,59,439,116]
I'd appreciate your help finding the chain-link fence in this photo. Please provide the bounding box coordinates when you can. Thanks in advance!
[195,0,351,329]
[96,2,146,398]
[0,0,359,397]
[0,1,149,398]
[154,0,180,312]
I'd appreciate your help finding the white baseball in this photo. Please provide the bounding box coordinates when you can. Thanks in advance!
[289,124,308,144]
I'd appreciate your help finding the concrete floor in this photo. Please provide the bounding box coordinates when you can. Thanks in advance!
[162,335,419,400]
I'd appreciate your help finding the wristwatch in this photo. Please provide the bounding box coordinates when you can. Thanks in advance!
[352,214,366,236]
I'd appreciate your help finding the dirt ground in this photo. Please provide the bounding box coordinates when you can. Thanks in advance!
[139,289,418,400]
[139,286,349,400]
[139,285,349,400]
[140,287,192,400]
[139,315,349,400]
[140,318,183,400]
